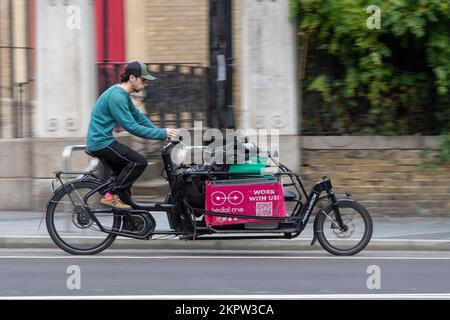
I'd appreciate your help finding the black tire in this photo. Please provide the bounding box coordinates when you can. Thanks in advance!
[314,199,373,255]
[46,179,120,255]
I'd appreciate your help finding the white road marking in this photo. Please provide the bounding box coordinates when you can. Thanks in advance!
[0,293,450,300]
[0,254,450,260]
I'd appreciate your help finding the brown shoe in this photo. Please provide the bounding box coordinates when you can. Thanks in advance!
[100,195,131,210]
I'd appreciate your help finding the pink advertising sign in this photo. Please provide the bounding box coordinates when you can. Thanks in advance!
[204,179,286,227]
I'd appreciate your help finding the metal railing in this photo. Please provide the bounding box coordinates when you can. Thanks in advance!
[0,42,34,139]
[0,0,35,139]
[62,145,99,179]
[0,80,34,139]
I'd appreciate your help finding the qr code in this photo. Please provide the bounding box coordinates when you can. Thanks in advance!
[256,202,273,216]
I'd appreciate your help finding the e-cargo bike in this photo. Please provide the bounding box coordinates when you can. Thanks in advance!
[45,137,373,255]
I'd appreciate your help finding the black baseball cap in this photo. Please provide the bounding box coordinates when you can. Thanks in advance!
[124,61,156,81]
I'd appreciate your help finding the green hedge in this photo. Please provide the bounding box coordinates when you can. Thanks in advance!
[290,0,450,136]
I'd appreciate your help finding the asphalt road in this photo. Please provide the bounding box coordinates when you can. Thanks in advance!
[1,249,450,299]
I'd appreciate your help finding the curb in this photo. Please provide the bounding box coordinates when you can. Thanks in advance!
[1,236,450,251]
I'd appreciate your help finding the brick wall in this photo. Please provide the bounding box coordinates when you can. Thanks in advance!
[301,149,450,216]
[143,0,209,65]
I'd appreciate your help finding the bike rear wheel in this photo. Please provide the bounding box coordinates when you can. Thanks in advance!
[46,179,120,255]
[315,199,373,255]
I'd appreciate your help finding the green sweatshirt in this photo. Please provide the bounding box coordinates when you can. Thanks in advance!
[86,84,167,151]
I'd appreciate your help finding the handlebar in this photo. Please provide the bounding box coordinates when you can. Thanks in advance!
[169,135,183,143]
[161,136,183,154]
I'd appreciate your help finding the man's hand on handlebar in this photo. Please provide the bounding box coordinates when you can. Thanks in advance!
[166,128,179,140]
[162,129,182,152]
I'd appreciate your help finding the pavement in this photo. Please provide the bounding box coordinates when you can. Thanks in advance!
[1,210,450,252]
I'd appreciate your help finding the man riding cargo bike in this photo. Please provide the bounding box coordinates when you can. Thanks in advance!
[85,61,177,209]
[45,62,373,256]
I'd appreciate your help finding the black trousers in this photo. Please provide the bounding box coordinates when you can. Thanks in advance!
[91,140,148,197]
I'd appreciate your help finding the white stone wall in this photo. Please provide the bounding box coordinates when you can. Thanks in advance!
[241,0,298,135]
[36,0,97,138]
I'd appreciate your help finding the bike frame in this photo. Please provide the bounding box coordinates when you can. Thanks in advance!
[52,139,346,240]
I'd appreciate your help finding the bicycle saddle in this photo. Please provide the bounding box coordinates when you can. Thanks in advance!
[85,150,96,157]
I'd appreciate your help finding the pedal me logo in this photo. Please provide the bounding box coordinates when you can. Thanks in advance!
[211,191,244,206]
[210,191,245,222]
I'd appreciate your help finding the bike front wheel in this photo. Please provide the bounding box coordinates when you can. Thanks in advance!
[46,179,121,255]
[315,199,373,255]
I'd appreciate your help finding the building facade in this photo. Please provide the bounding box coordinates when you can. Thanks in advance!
[0,0,299,210]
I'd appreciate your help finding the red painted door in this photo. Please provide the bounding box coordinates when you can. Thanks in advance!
[95,0,125,63]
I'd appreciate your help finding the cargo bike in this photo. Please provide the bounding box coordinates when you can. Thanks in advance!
[45,137,373,255]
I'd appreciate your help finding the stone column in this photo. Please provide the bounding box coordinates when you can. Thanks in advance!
[240,0,300,169]
[32,0,98,209]
[36,0,97,138]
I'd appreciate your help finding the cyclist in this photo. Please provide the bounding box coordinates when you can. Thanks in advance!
[86,61,178,209]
